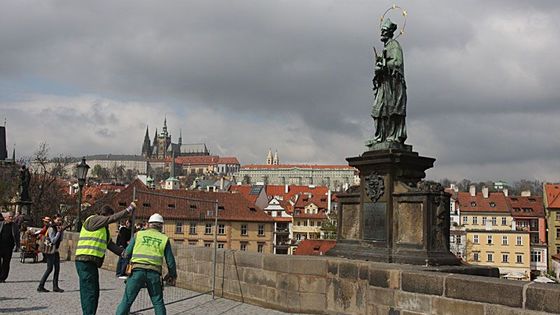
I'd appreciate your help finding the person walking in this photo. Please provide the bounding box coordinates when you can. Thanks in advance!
[116,213,177,315]
[115,220,131,278]
[0,212,19,283]
[37,214,65,292]
[75,203,135,315]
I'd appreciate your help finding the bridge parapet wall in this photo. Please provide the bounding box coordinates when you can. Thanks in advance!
[59,232,559,314]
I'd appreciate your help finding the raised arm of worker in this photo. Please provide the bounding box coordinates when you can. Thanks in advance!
[84,203,135,231]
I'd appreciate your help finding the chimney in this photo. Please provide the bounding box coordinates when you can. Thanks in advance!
[285,184,289,194]
[482,187,489,199]
[521,190,531,197]
[469,185,476,197]
[327,190,332,213]
[502,188,508,197]
[220,177,224,190]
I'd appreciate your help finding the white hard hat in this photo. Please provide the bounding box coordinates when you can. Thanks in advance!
[148,213,164,224]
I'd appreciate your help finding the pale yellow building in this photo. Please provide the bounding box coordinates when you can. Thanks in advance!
[466,230,531,279]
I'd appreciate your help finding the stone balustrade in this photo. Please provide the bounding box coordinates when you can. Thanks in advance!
[59,232,559,314]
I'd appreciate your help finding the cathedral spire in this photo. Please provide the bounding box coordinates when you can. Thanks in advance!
[266,148,273,165]
[141,125,151,157]
[163,116,168,135]
[178,129,182,146]
[273,150,279,165]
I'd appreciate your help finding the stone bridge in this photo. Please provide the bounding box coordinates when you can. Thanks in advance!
[41,232,560,314]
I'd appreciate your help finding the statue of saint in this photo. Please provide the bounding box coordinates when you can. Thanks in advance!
[19,165,31,202]
[367,18,407,149]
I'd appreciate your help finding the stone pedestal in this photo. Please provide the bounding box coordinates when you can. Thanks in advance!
[327,149,461,266]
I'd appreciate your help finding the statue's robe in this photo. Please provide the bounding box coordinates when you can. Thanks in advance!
[372,38,407,144]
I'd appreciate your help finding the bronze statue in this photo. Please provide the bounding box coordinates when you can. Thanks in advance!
[19,165,31,202]
[367,18,407,149]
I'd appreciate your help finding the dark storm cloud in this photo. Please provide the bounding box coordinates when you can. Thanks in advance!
[0,0,559,181]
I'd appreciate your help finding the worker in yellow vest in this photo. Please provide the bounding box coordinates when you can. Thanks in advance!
[116,213,177,315]
[75,203,135,315]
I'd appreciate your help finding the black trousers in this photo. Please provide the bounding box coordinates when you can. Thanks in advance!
[0,248,13,281]
[39,252,60,289]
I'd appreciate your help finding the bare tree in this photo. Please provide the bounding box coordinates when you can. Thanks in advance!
[27,143,74,224]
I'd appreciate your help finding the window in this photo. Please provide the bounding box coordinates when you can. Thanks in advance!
[258,224,264,236]
[142,202,151,208]
[463,216,468,224]
[241,224,248,236]
[473,252,480,262]
[218,243,224,249]
[456,235,462,245]
[472,217,478,225]
[317,221,322,227]
[487,253,494,262]
[310,221,314,227]
[118,202,127,207]
[556,228,560,239]
[303,220,308,227]
[257,243,264,253]
[205,223,212,234]
[487,235,493,245]
[490,202,496,208]
[556,212,560,221]
[531,251,542,262]
[168,203,176,209]
[502,254,509,263]
[189,222,196,235]
[516,254,523,264]
[491,217,497,226]
[473,235,479,244]
[297,221,301,226]
[482,217,487,225]
[502,236,508,245]
[218,224,225,235]
[188,241,197,246]
[516,236,522,246]
[204,242,211,248]
[557,246,560,254]
[502,217,507,225]
[190,204,197,210]
[240,242,247,251]
[175,222,183,234]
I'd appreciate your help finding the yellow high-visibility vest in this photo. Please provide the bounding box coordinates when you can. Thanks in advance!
[130,229,168,267]
[75,216,108,258]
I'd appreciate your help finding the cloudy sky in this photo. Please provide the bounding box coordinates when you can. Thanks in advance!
[1,0,559,182]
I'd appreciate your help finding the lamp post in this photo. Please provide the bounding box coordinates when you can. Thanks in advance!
[76,157,90,232]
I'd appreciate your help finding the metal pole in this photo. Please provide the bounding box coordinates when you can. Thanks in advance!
[77,187,82,232]
[212,200,218,299]
[131,187,137,235]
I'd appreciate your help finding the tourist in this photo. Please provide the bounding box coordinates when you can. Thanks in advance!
[37,214,65,292]
[75,202,135,315]
[35,216,52,263]
[115,219,131,278]
[0,211,20,283]
[116,213,177,315]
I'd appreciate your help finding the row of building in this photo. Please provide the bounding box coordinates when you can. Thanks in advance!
[449,184,560,281]
[81,179,335,255]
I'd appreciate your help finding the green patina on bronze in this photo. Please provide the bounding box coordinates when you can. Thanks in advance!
[366,18,408,151]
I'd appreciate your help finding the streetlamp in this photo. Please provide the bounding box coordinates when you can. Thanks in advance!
[75,157,90,232]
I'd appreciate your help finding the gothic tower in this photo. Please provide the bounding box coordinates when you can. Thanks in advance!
[266,148,273,165]
[273,150,279,165]
[141,125,151,158]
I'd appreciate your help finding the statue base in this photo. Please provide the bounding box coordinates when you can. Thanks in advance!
[326,148,470,268]
[365,140,412,152]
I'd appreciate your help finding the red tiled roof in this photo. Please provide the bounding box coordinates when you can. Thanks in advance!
[457,191,510,213]
[508,196,545,218]
[294,240,336,256]
[266,185,329,201]
[241,164,356,170]
[111,180,272,222]
[545,184,560,208]
[217,157,240,164]
[228,185,260,204]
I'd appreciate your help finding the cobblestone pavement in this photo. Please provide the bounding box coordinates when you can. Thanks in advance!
[0,258,297,315]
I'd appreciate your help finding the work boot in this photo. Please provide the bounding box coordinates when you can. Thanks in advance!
[37,287,49,293]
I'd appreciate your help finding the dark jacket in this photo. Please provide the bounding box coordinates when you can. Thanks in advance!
[0,221,20,251]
